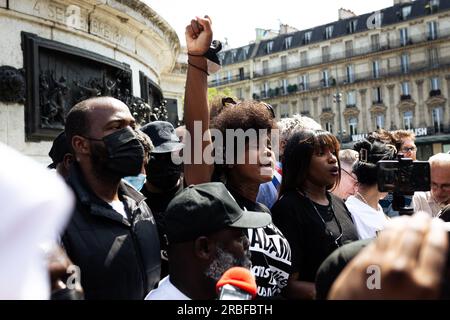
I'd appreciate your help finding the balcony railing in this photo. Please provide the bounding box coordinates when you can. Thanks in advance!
[251,27,450,79]
[254,54,450,99]
[209,72,251,87]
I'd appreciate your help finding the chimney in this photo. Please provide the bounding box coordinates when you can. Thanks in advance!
[393,0,412,5]
[338,8,356,20]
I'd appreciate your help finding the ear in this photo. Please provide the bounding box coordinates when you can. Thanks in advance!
[63,153,74,170]
[72,135,90,156]
[193,236,215,261]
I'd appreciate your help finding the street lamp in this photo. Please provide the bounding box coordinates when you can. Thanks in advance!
[333,92,343,142]
[332,65,344,142]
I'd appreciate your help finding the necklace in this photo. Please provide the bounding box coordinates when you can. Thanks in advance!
[355,192,370,206]
[356,191,382,212]
[297,189,343,248]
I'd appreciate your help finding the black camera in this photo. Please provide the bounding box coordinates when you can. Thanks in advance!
[377,158,431,194]
[377,157,431,214]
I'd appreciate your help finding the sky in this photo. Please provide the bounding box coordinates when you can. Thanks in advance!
[144,0,394,49]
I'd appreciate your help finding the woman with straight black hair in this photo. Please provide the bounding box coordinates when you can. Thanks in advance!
[272,129,359,299]
[345,138,396,239]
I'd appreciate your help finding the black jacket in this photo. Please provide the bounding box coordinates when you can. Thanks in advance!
[62,164,161,300]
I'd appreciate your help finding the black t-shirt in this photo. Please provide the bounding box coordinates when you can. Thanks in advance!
[229,190,292,298]
[141,182,183,278]
[271,190,359,283]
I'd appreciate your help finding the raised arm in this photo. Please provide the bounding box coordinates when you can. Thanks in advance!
[183,16,215,185]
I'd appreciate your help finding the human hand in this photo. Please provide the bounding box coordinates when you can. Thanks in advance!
[329,212,449,300]
[185,16,212,56]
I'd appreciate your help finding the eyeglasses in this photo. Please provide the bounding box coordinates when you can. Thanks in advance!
[341,167,357,181]
[401,146,417,153]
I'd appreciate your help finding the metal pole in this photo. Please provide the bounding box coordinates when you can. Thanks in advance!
[334,65,343,142]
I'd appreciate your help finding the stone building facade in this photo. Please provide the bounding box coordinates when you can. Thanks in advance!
[210,0,450,159]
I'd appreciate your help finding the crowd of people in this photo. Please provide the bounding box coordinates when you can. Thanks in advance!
[2,15,450,300]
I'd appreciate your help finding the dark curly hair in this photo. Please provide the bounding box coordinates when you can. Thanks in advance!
[211,100,277,178]
[352,139,397,186]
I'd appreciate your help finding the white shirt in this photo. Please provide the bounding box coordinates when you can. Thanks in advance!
[346,195,388,240]
[413,191,443,217]
[108,199,127,220]
[145,276,191,300]
[0,143,74,299]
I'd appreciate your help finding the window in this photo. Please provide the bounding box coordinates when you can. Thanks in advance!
[263,81,269,97]
[300,51,308,66]
[428,47,439,67]
[243,46,250,58]
[372,60,380,78]
[322,46,330,63]
[322,69,330,87]
[299,74,309,91]
[373,87,383,104]
[303,31,312,44]
[214,73,220,84]
[403,111,413,130]
[237,88,243,100]
[428,21,438,40]
[345,40,353,58]
[266,41,273,54]
[284,36,292,49]
[324,95,332,108]
[226,71,232,82]
[262,60,269,75]
[281,56,287,71]
[371,34,380,51]
[280,104,289,118]
[347,91,356,106]
[346,65,354,83]
[431,77,440,91]
[375,114,385,130]
[400,28,409,46]
[281,79,288,95]
[432,107,444,133]
[348,20,358,34]
[402,81,410,96]
[231,50,237,63]
[349,118,358,136]
[401,53,409,74]
[325,122,333,133]
[427,0,440,13]
[239,67,245,80]
[401,6,412,20]
[302,98,310,113]
[325,25,334,39]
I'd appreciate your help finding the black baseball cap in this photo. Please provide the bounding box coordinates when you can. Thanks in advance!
[165,182,272,244]
[48,132,70,169]
[140,121,184,153]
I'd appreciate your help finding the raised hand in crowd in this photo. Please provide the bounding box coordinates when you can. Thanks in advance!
[184,15,214,185]
[329,212,449,299]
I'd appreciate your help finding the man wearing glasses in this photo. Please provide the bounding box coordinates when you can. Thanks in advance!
[332,149,359,201]
[413,153,450,217]
[393,130,417,160]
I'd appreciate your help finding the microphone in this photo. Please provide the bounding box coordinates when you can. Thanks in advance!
[216,267,257,300]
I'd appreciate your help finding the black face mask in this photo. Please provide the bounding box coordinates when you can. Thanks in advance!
[88,127,144,178]
[146,153,182,191]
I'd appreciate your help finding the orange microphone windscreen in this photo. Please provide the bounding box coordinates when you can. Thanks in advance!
[216,267,257,298]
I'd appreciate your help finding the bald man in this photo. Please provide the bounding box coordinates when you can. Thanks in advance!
[413,153,450,217]
[62,97,161,299]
